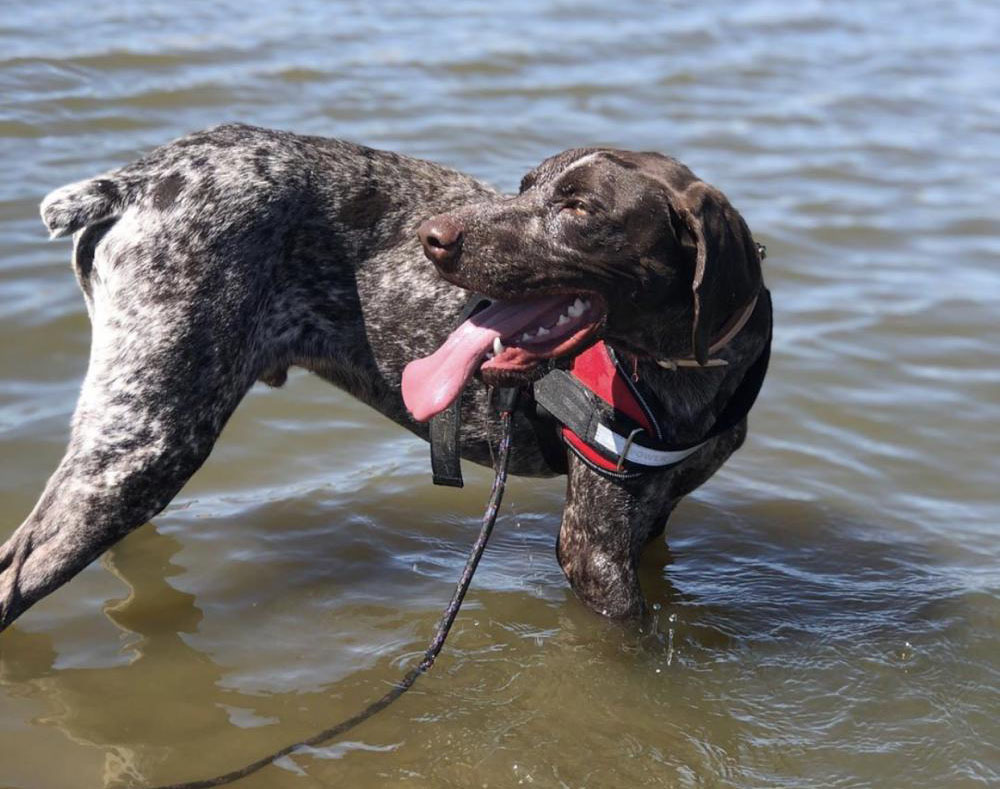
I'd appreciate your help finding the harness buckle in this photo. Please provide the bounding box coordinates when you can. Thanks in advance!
[616,427,645,472]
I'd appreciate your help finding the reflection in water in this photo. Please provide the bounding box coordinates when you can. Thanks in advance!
[1,497,980,788]
[1,526,225,785]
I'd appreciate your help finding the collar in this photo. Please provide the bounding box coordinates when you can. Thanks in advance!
[654,292,760,370]
[656,241,767,370]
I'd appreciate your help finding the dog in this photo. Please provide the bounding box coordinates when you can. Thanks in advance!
[0,124,770,630]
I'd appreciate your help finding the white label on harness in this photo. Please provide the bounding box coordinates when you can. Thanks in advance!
[593,423,705,467]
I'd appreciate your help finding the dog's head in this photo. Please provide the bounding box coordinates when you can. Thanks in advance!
[403,149,762,421]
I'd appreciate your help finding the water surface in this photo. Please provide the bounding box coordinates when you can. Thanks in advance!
[1,1,998,787]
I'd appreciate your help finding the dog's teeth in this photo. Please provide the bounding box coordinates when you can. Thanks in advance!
[493,337,504,355]
[556,313,571,326]
[521,330,535,341]
[568,298,584,317]
[582,299,591,310]
[536,326,550,337]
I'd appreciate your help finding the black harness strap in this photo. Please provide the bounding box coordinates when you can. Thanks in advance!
[532,368,706,474]
[429,401,464,487]
[428,294,493,487]
[700,288,772,440]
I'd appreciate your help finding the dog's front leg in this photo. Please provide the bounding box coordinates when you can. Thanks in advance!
[556,424,750,618]
[557,457,673,618]
[0,279,259,630]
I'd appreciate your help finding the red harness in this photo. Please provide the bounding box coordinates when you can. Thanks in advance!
[533,289,771,479]
[429,289,771,486]
[561,341,665,474]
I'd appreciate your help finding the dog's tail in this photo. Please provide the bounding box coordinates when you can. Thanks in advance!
[40,175,135,239]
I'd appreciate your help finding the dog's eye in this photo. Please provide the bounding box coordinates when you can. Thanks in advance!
[561,200,589,216]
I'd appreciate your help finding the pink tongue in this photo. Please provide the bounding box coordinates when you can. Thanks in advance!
[402,296,568,421]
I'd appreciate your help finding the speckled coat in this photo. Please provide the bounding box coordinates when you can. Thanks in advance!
[0,124,770,629]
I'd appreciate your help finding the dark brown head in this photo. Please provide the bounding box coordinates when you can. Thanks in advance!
[416,148,762,382]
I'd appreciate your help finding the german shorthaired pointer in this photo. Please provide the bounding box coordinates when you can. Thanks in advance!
[0,123,770,630]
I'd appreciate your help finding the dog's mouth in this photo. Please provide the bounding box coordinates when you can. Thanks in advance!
[402,293,605,422]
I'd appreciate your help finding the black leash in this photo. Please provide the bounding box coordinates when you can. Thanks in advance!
[150,408,516,789]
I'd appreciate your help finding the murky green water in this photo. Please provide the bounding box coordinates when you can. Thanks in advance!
[1,1,998,787]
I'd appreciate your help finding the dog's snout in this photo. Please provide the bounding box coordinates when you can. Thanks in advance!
[417,216,464,268]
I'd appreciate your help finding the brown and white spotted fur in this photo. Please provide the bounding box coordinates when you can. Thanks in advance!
[0,124,770,629]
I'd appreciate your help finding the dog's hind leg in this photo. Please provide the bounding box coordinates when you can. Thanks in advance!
[0,183,281,630]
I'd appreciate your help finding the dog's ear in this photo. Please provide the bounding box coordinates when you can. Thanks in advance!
[518,169,540,194]
[671,183,761,365]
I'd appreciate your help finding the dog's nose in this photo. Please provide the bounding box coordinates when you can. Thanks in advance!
[417,216,464,269]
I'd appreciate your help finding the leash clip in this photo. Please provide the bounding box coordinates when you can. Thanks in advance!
[616,427,645,472]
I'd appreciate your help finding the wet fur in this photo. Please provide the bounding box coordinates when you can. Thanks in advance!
[0,124,769,628]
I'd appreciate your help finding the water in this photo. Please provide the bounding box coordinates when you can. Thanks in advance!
[1,1,998,786]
